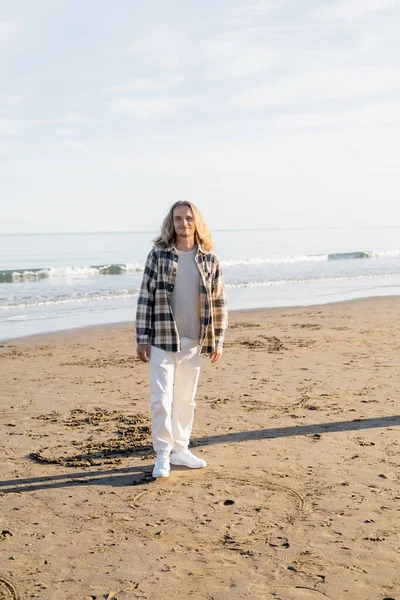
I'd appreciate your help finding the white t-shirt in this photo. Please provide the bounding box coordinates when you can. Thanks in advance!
[171,247,201,341]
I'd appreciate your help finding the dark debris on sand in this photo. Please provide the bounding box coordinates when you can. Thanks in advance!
[30,408,152,468]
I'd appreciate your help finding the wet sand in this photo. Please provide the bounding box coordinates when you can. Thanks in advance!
[1,297,400,600]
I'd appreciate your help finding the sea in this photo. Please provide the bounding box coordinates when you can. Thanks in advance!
[1,227,400,341]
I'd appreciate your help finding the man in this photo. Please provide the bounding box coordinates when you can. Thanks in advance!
[136,201,227,478]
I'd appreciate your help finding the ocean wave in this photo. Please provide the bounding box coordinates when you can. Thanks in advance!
[371,249,400,258]
[328,249,400,260]
[1,289,139,310]
[328,251,372,260]
[0,263,144,283]
[2,249,400,283]
[225,273,400,288]
[222,249,400,267]
[221,255,328,267]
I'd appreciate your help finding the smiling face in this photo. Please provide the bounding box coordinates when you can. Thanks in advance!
[172,204,196,241]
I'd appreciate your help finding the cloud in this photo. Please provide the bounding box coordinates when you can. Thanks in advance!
[0,20,18,42]
[55,128,73,136]
[199,0,386,83]
[122,24,188,70]
[107,97,188,120]
[2,95,24,110]
[273,113,338,129]
[229,0,286,25]
[231,66,400,110]
[199,34,275,79]
[273,103,400,129]
[313,0,399,21]
[0,119,19,136]
[61,140,99,149]
[353,32,379,52]
[61,114,92,125]
[24,115,93,126]
[106,76,184,93]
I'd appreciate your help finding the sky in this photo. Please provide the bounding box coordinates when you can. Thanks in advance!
[1,0,400,233]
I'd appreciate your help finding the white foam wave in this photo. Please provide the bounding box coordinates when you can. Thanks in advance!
[4,315,27,321]
[10,263,144,281]
[221,255,328,267]
[221,249,400,268]
[371,249,400,258]
[225,273,400,288]
[123,263,145,273]
[1,290,139,310]
[6,250,400,282]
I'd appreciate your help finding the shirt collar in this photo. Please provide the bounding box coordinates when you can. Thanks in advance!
[165,242,206,254]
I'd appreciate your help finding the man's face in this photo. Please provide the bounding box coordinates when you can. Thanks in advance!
[173,205,196,239]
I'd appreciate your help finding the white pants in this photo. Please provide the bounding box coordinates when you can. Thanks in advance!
[150,337,202,454]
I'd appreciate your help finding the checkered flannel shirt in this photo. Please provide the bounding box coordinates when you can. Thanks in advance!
[136,244,227,353]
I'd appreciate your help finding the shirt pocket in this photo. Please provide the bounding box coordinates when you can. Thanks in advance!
[163,259,177,293]
[167,261,177,284]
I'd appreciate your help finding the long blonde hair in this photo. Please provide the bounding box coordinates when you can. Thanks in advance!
[153,201,214,251]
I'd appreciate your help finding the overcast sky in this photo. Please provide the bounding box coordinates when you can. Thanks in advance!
[1,0,400,233]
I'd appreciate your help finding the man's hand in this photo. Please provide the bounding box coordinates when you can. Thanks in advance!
[137,344,151,363]
[209,346,223,364]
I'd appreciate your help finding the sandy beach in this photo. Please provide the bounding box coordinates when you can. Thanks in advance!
[1,297,399,600]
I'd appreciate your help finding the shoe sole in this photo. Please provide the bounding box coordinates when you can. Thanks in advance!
[152,471,170,478]
[170,460,206,468]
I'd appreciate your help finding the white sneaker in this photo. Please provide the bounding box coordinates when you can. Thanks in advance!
[170,449,207,469]
[152,453,170,478]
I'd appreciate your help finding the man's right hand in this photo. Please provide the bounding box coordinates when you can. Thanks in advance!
[137,344,151,363]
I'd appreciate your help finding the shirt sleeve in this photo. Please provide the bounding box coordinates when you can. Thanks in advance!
[211,256,228,347]
[135,250,158,345]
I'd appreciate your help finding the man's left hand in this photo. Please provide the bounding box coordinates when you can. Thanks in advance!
[209,346,223,364]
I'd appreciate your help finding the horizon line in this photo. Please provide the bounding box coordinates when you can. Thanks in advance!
[2,225,400,236]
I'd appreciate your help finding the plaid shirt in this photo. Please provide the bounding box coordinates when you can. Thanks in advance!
[136,244,227,353]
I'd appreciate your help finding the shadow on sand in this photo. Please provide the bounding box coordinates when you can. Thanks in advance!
[1,414,398,494]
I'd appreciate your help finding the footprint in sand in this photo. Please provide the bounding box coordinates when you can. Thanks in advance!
[268,535,290,548]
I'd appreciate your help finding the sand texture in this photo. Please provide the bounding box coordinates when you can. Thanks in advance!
[1,297,399,600]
